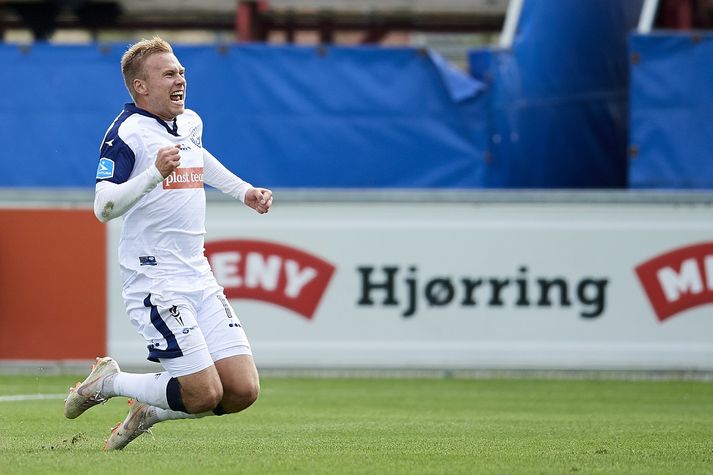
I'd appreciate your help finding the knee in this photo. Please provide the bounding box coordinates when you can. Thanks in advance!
[242,380,260,406]
[223,380,260,413]
[235,379,260,407]
[183,383,223,414]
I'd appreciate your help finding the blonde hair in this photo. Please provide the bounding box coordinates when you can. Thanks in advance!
[121,37,173,101]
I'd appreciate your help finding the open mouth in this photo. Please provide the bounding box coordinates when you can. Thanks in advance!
[170,90,184,104]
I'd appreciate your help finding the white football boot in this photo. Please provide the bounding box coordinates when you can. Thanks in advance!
[63,357,119,419]
[104,399,158,451]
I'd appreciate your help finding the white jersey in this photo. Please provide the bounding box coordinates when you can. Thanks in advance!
[94,103,254,366]
[96,104,216,277]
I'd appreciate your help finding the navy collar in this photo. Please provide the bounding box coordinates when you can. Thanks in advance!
[124,103,179,136]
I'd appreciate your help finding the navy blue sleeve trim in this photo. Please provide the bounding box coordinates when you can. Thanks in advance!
[95,109,137,184]
[95,134,135,184]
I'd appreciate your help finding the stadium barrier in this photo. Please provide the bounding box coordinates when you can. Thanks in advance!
[0,207,105,361]
[4,190,713,371]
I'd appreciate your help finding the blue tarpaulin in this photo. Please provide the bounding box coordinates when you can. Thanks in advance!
[0,44,487,188]
[0,0,643,189]
[629,33,713,189]
[469,0,643,188]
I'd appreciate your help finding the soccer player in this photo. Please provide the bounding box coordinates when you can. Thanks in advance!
[64,37,272,450]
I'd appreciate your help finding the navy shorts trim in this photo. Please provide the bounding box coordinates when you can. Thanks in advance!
[143,294,183,363]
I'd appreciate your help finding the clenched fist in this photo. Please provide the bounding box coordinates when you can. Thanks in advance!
[155,145,181,178]
[245,188,273,214]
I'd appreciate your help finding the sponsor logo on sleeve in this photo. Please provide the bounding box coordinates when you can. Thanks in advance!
[163,167,204,189]
[635,241,713,321]
[205,240,336,319]
[96,158,115,179]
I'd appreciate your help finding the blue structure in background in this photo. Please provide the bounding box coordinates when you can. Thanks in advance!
[0,0,646,189]
[470,0,643,188]
[629,33,713,189]
[188,46,487,189]
[0,44,488,188]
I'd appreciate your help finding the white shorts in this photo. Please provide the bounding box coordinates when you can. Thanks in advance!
[122,259,252,378]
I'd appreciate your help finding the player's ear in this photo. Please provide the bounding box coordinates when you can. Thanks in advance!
[133,78,147,96]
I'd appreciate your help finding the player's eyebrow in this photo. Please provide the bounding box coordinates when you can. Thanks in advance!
[163,66,185,75]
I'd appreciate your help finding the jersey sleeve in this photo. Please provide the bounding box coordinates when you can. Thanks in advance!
[94,165,164,223]
[95,134,136,184]
[203,148,253,203]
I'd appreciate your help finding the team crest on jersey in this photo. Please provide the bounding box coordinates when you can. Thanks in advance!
[96,158,115,179]
[189,125,202,148]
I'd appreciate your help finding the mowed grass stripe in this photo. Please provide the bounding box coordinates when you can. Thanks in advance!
[0,393,66,402]
[0,375,712,474]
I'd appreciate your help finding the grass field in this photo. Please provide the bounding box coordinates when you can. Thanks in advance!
[1,374,712,474]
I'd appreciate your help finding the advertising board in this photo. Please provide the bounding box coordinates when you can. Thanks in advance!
[107,200,713,370]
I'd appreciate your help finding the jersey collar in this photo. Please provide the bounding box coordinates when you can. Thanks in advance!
[124,103,179,136]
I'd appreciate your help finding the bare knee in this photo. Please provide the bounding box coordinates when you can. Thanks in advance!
[177,366,224,414]
[222,379,260,413]
[182,383,223,413]
[240,379,260,407]
[214,355,260,414]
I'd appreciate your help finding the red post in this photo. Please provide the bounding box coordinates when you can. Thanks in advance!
[236,1,268,42]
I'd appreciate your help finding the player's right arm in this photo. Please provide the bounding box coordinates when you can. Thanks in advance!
[94,145,181,223]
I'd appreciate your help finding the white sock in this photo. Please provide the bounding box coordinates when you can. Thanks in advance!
[151,407,213,422]
[105,371,174,410]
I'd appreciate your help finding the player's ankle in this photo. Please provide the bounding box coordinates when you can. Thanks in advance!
[101,373,119,398]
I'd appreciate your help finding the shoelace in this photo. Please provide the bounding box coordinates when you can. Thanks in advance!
[89,389,108,404]
[75,389,108,410]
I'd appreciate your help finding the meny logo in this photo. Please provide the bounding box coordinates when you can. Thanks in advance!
[204,240,335,319]
[635,242,713,321]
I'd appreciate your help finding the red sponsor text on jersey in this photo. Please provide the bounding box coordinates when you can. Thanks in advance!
[204,240,336,319]
[163,167,204,189]
[635,241,713,321]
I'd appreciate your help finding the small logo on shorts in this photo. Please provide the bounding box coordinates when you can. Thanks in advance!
[139,256,157,266]
[169,305,184,326]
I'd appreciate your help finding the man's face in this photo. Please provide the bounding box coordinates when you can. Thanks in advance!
[137,52,186,121]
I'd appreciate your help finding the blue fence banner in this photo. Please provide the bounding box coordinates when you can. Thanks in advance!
[629,33,713,189]
[0,43,487,188]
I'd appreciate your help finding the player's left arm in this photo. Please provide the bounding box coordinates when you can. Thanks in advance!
[203,148,272,214]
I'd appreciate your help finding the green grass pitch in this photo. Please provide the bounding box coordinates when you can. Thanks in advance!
[1,374,712,474]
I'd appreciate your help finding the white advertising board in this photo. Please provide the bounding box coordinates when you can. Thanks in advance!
[107,199,713,370]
